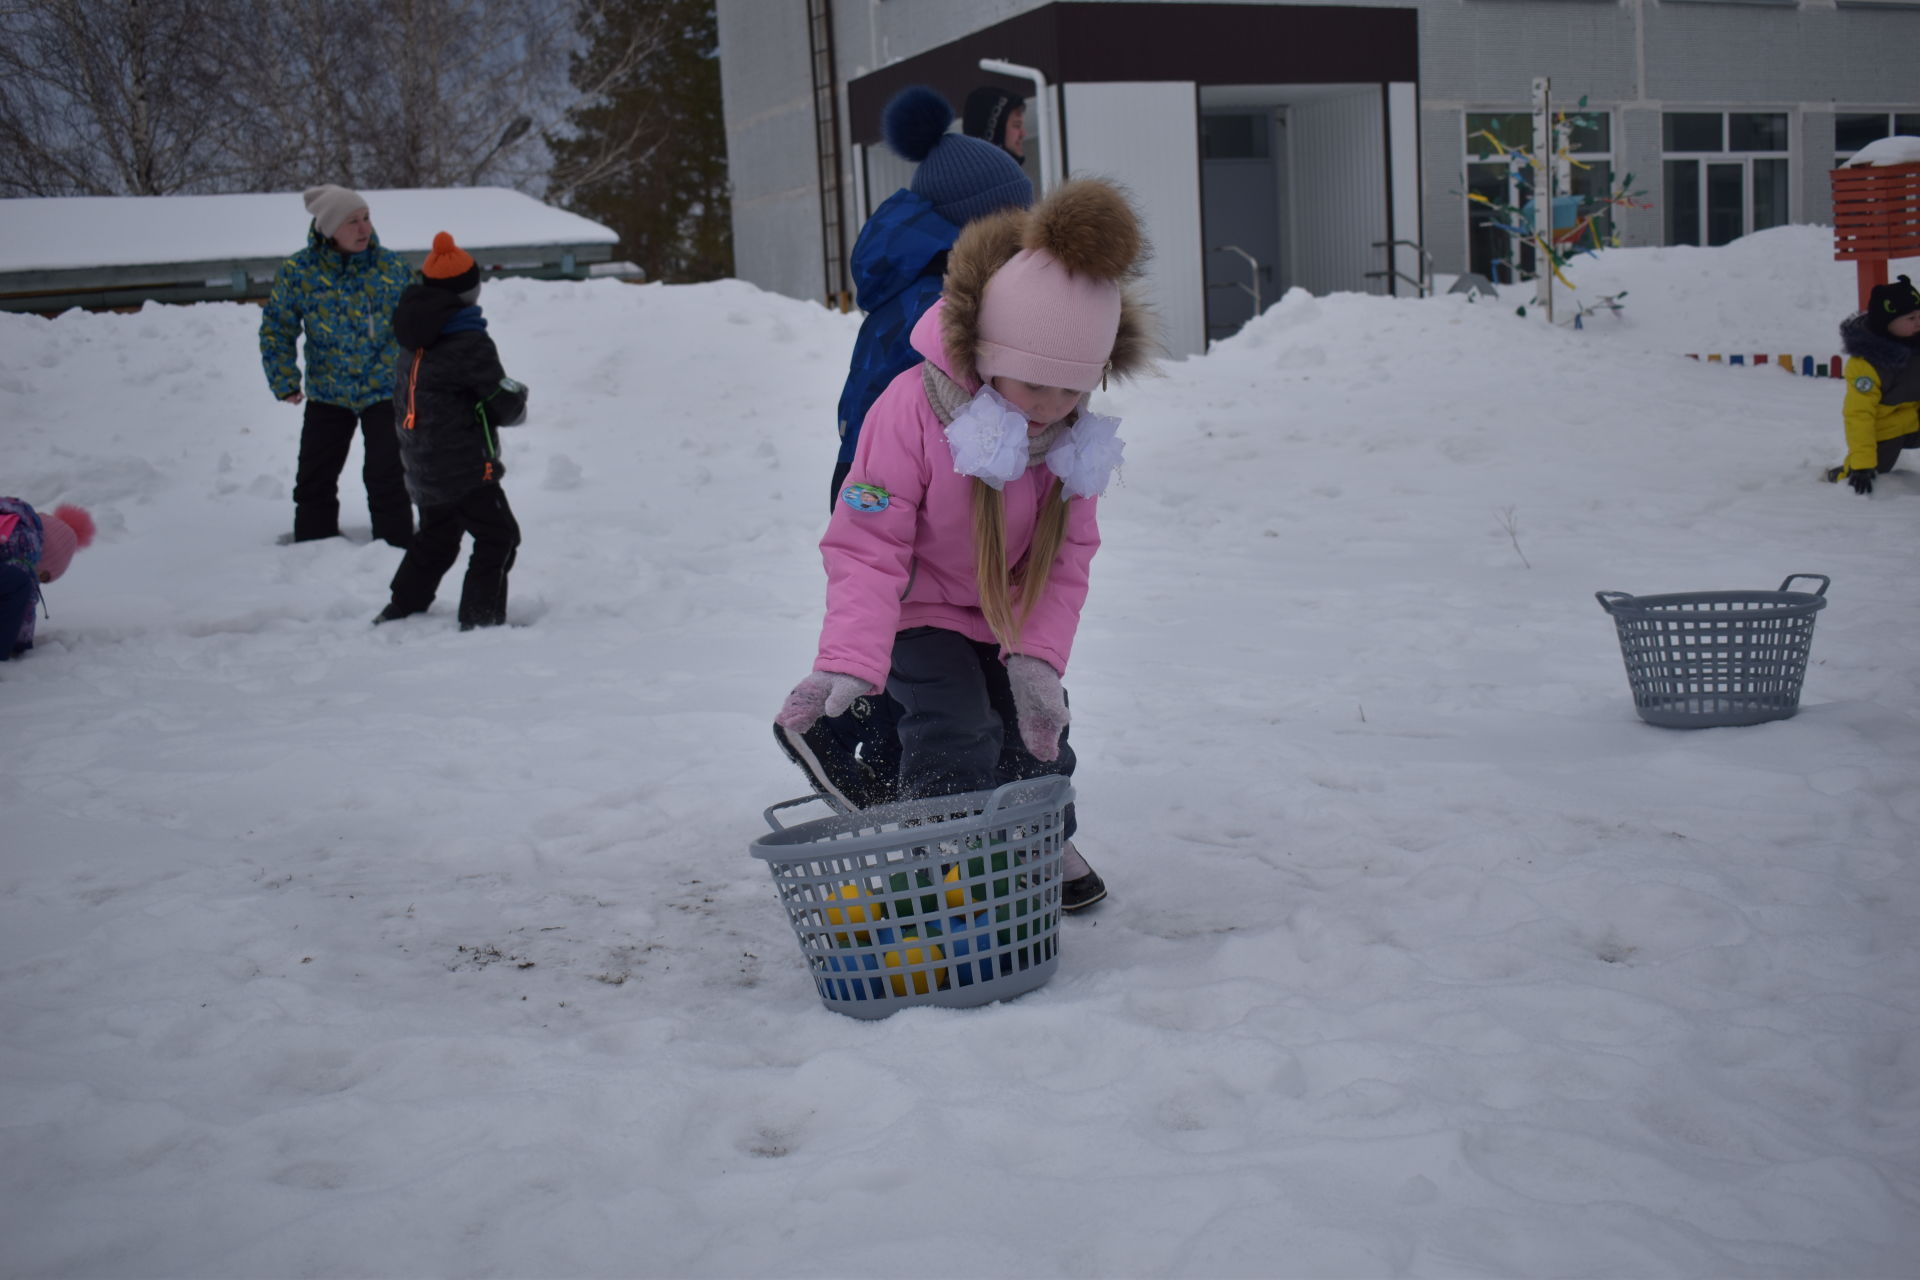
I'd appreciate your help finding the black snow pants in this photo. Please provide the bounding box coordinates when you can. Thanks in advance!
[885,626,1077,839]
[293,399,414,547]
[386,483,521,629]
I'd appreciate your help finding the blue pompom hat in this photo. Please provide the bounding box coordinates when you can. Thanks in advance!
[883,86,1032,227]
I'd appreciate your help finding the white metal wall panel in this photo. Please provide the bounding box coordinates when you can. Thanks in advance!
[1388,83,1422,294]
[861,144,919,224]
[1062,82,1206,359]
[1289,89,1387,297]
[715,0,823,301]
[1420,104,1468,276]
[1619,107,1662,250]
[1798,109,1835,226]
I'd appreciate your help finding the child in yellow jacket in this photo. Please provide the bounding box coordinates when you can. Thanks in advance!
[1829,274,1920,496]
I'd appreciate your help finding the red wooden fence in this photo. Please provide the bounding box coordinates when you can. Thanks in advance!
[1832,163,1920,310]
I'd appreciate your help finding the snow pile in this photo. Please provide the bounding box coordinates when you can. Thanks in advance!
[2,234,1917,1278]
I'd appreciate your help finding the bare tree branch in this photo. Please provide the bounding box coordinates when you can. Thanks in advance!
[0,0,580,196]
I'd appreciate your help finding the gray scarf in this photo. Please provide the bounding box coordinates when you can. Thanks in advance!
[923,363,1073,464]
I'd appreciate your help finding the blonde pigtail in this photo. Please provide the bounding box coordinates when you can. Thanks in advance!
[972,476,1072,653]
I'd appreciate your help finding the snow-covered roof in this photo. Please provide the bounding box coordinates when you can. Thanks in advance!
[1842,135,1920,167]
[0,187,617,274]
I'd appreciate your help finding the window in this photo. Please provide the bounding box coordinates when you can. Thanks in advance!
[1201,113,1268,160]
[1466,109,1614,284]
[1836,111,1920,163]
[1730,113,1788,152]
[1662,111,1789,247]
[1664,114,1723,152]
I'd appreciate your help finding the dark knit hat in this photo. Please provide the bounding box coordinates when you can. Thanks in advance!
[884,86,1032,227]
[963,85,1025,152]
[422,231,481,295]
[1866,274,1920,335]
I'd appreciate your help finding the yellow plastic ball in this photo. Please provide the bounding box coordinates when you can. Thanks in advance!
[882,939,946,996]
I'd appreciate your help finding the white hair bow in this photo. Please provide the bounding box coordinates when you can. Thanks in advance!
[943,384,1031,490]
[1045,410,1125,499]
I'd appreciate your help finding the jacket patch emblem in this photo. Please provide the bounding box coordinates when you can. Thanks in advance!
[840,483,890,512]
[1856,376,1876,393]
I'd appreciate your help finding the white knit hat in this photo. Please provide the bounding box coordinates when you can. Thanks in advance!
[303,185,368,238]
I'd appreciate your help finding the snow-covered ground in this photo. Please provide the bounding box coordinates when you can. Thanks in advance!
[3,224,1916,1279]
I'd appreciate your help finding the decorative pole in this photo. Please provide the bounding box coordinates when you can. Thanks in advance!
[1531,76,1553,324]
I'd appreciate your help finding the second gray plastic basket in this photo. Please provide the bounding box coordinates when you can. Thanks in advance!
[1595,574,1830,727]
[751,776,1071,1019]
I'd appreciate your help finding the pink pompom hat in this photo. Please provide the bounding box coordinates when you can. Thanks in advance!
[973,249,1125,393]
[38,504,95,581]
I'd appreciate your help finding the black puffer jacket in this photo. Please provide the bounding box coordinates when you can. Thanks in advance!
[391,285,530,506]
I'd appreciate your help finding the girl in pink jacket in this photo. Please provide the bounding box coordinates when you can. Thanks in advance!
[778,179,1156,911]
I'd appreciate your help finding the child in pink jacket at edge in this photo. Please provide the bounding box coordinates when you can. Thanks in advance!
[777,178,1157,912]
[1,499,95,661]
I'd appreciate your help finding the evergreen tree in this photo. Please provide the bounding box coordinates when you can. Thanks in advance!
[549,0,732,284]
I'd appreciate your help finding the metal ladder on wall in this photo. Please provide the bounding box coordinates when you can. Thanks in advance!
[807,0,848,309]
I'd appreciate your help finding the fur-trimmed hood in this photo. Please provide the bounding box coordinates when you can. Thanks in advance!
[1840,312,1917,375]
[938,178,1158,389]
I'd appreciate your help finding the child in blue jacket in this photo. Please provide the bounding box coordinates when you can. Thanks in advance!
[830,87,1033,507]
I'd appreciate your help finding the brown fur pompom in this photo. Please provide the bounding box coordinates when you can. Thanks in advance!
[941,177,1159,386]
[1023,179,1146,281]
[941,207,1026,385]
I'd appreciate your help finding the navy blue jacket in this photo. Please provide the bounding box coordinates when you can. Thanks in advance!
[835,190,960,481]
[392,286,529,507]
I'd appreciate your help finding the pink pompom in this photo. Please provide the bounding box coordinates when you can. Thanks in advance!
[52,504,94,548]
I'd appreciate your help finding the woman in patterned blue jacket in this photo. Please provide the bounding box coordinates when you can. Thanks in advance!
[259,185,415,547]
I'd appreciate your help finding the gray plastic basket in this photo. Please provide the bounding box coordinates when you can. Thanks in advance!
[1595,574,1830,728]
[751,776,1071,1019]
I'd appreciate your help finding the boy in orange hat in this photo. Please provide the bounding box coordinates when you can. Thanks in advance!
[376,232,530,630]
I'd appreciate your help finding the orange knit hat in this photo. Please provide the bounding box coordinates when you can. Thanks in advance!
[422,231,480,294]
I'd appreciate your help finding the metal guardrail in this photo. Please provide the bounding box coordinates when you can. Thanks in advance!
[0,241,616,313]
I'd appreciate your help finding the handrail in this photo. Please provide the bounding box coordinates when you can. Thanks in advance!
[1363,268,1430,294]
[1213,244,1262,318]
[1369,238,1432,297]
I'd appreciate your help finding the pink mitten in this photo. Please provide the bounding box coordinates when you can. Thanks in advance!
[776,671,873,732]
[1007,655,1069,762]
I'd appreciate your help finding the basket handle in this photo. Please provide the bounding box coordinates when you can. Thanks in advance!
[763,776,1069,833]
[983,775,1072,816]
[762,793,841,832]
[1595,591,1633,614]
[1777,574,1830,597]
